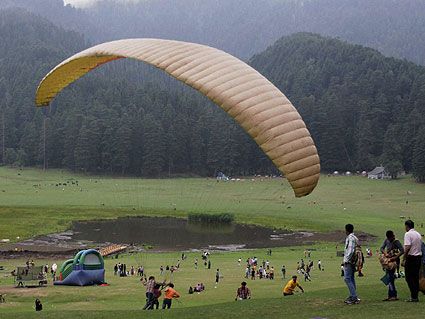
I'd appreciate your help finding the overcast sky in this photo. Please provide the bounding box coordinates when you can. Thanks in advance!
[63,0,142,8]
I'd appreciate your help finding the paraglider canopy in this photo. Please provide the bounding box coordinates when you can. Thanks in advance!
[35,38,320,197]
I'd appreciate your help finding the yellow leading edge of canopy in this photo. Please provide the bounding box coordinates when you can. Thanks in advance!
[35,38,320,197]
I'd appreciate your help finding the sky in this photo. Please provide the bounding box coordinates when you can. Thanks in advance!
[63,0,142,8]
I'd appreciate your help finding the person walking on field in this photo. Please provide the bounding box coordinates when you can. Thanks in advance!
[402,220,422,302]
[215,269,220,287]
[162,283,180,309]
[343,224,360,305]
[380,230,404,301]
[281,265,286,279]
[283,275,304,296]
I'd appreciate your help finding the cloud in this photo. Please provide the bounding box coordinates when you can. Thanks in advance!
[63,0,142,8]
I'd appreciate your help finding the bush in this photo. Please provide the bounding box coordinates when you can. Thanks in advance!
[187,213,234,225]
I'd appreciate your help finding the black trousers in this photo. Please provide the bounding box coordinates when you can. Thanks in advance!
[162,298,172,309]
[405,255,422,300]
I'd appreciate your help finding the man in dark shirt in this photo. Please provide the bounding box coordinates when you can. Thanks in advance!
[380,230,404,301]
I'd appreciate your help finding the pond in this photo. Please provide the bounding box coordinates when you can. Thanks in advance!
[2,216,361,256]
[70,216,317,251]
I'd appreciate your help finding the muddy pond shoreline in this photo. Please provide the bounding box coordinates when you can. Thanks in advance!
[0,216,376,259]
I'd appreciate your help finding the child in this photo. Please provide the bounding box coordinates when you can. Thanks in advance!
[35,299,43,311]
[162,283,180,309]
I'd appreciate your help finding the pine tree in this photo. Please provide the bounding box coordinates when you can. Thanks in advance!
[412,126,425,182]
[381,125,403,179]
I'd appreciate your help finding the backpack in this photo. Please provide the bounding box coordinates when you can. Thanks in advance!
[350,243,364,272]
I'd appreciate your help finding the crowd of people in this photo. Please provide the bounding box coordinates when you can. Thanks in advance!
[9,219,425,313]
[243,257,276,280]
[100,221,425,310]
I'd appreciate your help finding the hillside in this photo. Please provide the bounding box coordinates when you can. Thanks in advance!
[1,0,425,65]
[250,33,425,176]
[0,9,274,177]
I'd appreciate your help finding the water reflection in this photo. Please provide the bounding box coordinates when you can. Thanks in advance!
[71,216,307,250]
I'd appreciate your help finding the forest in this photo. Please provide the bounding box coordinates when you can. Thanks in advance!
[0,8,424,181]
[1,0,425,64]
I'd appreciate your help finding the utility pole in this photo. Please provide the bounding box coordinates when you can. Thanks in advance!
[1,110,4,164]
[42,105,50,171]
[43,115,46,170]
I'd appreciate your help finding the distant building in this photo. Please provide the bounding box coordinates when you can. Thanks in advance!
[367,166,390,179]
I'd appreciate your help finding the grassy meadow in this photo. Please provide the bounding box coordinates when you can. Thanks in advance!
[1,166,425,318]
[0,167,424,241]
[1,246,425,319]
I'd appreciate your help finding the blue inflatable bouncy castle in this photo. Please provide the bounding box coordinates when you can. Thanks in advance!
[55,249,105,286]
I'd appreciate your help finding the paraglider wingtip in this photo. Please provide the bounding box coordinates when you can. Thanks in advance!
[35,102,49,108]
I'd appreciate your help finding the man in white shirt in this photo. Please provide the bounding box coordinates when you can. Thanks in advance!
[402,220,423,302]
[343,224,360,304]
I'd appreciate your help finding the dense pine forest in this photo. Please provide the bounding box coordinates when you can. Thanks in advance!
[0,8,424,181]
[0,9,274,177]
[1,0,425,64]
[250,33,425,180]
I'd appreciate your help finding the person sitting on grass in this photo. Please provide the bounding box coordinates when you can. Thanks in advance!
[235,281,251,300]
[35,299,42,311]
[283,275,304,296]
[162,283,180,309]
[194,283,205,293]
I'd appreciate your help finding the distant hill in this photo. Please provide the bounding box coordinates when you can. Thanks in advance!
[250,33,425,174]
[0,9,274,177]
[1,0,425,65]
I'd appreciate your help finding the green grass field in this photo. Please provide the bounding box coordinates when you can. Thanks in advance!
[1,247,425,318]
[0,167,424,240]
[1,166,425,318]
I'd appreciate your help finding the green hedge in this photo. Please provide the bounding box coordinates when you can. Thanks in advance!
[187,213,234,224]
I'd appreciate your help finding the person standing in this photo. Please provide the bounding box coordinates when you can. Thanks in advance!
[281,265,286,279]
[152,283,162,309]
[269,266,275,280]
[215,269,220,287]
[162,283,180,309]
[402,220,422,302]
[343,224,360,304]
[142,276,161,310]
[250,267,256,280]
[380,230,404,301]
[318,260,322,271]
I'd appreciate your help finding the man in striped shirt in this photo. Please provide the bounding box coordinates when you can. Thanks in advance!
[343,224,360,305]
[142,276,162,310]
